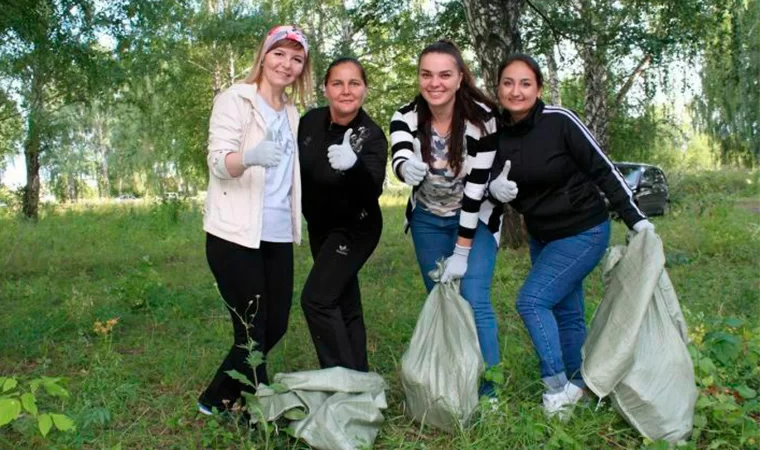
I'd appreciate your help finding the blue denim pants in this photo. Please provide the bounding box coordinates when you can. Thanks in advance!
[516,221,610,390]
[410,207,500,389]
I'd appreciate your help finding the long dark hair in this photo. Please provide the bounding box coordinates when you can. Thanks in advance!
[416,39,498,175]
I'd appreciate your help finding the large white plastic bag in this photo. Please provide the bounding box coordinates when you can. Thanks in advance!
[582,229,697,443]
[255,367,387,450]
[400,264,484,433]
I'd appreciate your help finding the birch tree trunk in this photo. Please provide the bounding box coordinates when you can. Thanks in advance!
[545,47,561,105]
[23,55,46,219]
[581,42,609,149]
[462,0,528,248]
[462,0,525,92]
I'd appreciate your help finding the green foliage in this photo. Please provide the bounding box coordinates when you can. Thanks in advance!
[0,0,115,216]
[668,169,759,218]
[669,169,759,198]
[688,316,760,447]
[0,88,22,170]
[1,0,478,205]
[0,375,75,438]
[557,77,711,169]
[694,0,760,166]
[0,185,23,214]
[113,255,166,311]
[523,0,728,165]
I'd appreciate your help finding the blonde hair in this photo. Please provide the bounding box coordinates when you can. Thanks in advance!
[243,38,314,108]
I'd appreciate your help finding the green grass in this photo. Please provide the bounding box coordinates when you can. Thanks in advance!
[0,181,758,449]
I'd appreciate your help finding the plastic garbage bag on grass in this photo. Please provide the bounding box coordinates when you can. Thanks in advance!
[582,229,697,443]
[254,366,387,450]
[400,262,484,433]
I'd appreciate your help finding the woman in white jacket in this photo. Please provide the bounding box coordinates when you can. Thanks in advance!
[198,25,313,416]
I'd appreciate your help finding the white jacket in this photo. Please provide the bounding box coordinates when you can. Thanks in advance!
[203,83,302,249]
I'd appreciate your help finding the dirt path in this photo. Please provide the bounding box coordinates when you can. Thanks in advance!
[736,198,760,214]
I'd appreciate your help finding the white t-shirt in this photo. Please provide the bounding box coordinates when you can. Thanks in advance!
[256,95,295,243]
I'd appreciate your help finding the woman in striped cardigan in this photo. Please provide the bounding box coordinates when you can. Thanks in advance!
[389,39,504,398]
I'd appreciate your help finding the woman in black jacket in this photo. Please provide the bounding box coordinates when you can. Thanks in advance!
[298,58,388,371]
[488,54,654,419]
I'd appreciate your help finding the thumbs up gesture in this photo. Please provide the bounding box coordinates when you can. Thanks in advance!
[400,137,429,186]
[327,128,358,171]
[242,128,285,168]
[489,160,519,203]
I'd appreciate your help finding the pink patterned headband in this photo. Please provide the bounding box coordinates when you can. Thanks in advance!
[263,25,309,56]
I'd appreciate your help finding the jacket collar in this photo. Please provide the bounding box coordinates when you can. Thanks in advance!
[231,82,298,137]
[501,98,544,133]
[326,107,366,131]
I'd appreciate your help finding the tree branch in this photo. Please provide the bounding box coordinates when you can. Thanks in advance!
[186,59,213,74]
[525,0,570,47]
[525,0,590,47]
[614,53,652,108]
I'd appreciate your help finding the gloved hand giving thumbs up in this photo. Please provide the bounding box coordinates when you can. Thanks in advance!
[242,128,284,168]
[327,128,358,171]
[488,160,519,203]
[400,138,429,186]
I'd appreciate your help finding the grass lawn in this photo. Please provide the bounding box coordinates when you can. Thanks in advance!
[0,182,758,449]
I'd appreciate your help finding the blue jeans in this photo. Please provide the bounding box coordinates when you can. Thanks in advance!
[410,207,499,394]
[516,221,610,390]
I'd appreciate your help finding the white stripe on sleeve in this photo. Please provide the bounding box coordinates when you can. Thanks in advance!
[544,106,645,217]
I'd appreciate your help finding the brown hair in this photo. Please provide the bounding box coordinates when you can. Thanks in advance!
[416,40,497,175]
[323,57,368,86]
[243,38,314,107]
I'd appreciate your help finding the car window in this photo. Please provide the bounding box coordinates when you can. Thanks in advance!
[624,170,641,188]
[653,169,666,185]
[641,169,656,185]
[616,166,641,188]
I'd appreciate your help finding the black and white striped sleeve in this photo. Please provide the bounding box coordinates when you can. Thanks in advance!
[458,107,498,240]
[389,101,418,182]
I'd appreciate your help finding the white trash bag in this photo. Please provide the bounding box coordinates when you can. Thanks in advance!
[400,263,484,433]
[582,229,697,443]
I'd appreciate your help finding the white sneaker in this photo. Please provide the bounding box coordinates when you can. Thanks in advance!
[542,383,585,420]
[197,402,213,416]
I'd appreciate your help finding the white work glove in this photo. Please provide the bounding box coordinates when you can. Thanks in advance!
[401,159,428,186]
[327,129,358,171]
[633,219,655,233]
[441,244,470,283]
[400,138,428,186]
[242,128,284,168]
[489,160,518,203]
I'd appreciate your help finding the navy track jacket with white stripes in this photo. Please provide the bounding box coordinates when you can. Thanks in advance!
[490,99,646,242]
[390,97,504,242]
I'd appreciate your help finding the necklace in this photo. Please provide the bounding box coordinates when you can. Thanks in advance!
[432,125,451,140]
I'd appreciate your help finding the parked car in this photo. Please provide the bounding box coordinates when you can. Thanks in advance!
[612,162,670,216]
[116,194,137,202]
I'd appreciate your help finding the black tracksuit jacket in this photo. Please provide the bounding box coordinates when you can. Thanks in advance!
[298,106,388,234]
[490,99,646,242]
[297,106,387,371]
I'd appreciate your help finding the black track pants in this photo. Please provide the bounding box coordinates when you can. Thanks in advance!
[199,233,293,410]
[301,223,380,371]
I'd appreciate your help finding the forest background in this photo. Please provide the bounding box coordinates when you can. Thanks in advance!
[0,0,757,210]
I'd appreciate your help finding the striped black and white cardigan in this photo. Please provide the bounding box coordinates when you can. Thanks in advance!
[389,97,504,243]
